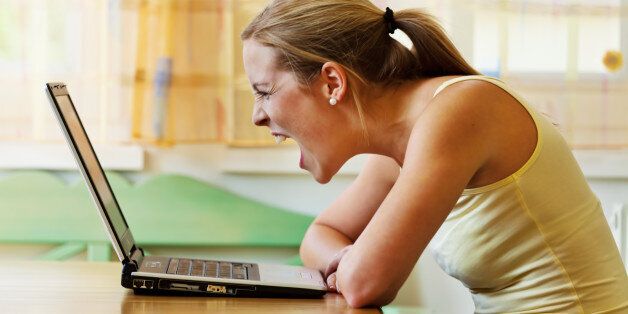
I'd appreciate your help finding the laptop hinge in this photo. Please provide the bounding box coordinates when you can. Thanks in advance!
[131,246,144,265]
[121,247,144,288]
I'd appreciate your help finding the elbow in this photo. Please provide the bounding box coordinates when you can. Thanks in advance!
[299,224,326,269]
[337,269,398,308]
[298,242,312,268]
[299,227,316,268]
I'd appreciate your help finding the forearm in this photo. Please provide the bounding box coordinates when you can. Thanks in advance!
[299,223,353,272]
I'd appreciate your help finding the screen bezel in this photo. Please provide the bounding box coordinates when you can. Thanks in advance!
[45,82,136,263]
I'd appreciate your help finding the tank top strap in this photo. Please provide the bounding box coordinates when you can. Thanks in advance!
[432,75,506,99]
[431,75,539,122]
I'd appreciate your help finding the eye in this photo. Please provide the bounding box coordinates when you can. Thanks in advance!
[255,91,269,99]
[255,91,271,101]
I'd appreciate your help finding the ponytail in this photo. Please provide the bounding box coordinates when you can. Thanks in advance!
[393,9,479,77]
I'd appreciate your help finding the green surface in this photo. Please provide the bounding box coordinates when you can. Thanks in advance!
[0,171,314,260]
[38,242,86,261]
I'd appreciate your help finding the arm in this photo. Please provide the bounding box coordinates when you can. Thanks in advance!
[335,82,497,307]
[299,154,401,273]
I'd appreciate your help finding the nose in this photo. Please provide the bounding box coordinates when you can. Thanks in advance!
[252,102,270,127]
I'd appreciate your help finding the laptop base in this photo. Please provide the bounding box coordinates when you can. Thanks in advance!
[130,279,326,298]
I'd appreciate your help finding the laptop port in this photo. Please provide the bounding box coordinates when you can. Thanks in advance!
[207,285,227,294]
[133,279,144,288]
[170,282,200,291]
[144,280,154,289]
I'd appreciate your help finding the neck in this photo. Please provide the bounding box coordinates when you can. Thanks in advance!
[354,79,433,166]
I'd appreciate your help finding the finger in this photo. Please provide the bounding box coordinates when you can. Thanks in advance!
[326,272,337,292]
[324,245,352,278]
[324,256,341,278]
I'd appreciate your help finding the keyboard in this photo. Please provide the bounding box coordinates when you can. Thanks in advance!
[166,258,249,280]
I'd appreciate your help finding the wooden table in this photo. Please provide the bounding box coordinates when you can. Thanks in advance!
[0,261,382,313]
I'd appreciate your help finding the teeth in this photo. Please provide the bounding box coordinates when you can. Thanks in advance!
[274,135,287,144]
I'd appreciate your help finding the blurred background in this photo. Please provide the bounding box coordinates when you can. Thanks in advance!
[0,0,627,312]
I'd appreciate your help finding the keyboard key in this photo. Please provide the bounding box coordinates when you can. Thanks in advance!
[167,259,179,274]
[191,260,204,276]
[233,264,246,280]
[204,261,218,277]
[177,259,191,275]
[219,262,232,278]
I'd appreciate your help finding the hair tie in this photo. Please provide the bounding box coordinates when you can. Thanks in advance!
[383,7,398,34]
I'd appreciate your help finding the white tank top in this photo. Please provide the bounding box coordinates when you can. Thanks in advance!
[428,75,628,313]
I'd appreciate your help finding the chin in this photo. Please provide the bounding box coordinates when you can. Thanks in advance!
[310,161,341,185]
[313,173,333,184]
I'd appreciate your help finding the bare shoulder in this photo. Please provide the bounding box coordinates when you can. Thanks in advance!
[424,77,530,125]
[425,78,508,120]
[405,77,536,187]
[409,79,502,155]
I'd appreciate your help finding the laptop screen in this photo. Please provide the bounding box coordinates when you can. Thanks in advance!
[47,84,135,261]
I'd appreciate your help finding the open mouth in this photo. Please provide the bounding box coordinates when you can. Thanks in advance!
[271,132,304,168]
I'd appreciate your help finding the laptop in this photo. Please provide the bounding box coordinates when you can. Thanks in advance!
[45,82,327,298]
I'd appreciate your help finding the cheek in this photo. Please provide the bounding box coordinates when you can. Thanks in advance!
[268,87,334,147]
[271,93,318,131]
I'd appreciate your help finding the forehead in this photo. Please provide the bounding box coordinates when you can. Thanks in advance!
[243,40,280,85]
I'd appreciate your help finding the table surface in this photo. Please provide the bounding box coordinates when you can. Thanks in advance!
[0,261,382,314]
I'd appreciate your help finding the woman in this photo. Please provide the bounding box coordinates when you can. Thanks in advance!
[241,0,628,312]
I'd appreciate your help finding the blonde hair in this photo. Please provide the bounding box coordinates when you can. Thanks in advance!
[241,0,478,139]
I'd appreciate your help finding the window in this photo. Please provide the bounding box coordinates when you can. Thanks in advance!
[472,0,621,75]
[2,0,626,151]
[0,0,272,148]
[0,0,132,144]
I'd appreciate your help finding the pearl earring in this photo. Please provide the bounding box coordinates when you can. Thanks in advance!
[329,97,338,106]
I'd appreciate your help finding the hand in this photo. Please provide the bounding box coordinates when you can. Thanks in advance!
[324,245,353,293]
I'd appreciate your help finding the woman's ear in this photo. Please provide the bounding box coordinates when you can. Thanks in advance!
[320,62,348,103]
